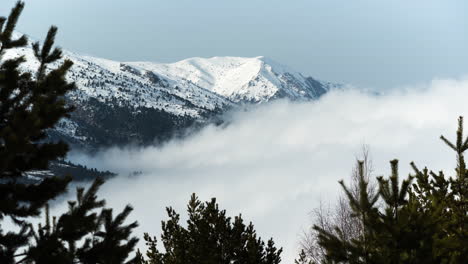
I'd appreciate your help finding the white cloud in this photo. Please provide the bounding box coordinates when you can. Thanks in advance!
[66,78,467,262]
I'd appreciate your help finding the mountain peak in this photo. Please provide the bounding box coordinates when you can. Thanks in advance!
[3,43,341,147]
[129,55,334,103]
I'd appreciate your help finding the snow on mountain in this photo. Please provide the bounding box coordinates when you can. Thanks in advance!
[3,44,232,119]
[129,56,339,103]
[3,36,338,113]
[2,34,341,147]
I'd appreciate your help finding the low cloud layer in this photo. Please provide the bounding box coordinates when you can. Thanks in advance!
[66,78,467,262]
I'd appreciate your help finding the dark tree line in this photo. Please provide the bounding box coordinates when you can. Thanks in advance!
[69,97,196,147]
[49,160,116,182]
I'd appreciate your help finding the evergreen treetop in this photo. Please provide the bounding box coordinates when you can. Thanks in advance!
[0,2,139,263]
[137,193,283,264]
[313,117,468,264]
[0,2,74,262]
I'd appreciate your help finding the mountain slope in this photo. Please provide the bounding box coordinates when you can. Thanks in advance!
[129,56,339,103]
[3,37,341,148]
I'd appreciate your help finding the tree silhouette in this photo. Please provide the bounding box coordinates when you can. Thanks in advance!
[0,2,139,263]
[313,117,468,263]
[138,194,282,264]
[0,2,73,262]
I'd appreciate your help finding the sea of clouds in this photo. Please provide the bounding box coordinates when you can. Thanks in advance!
[61,77,468,262]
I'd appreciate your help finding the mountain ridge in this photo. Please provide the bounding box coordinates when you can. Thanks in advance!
[127,55,340,103]
[3,37,342,148]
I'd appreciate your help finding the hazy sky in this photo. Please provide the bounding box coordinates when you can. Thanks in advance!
[2,0,467,89]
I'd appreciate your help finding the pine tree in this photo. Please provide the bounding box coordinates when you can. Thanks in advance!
[77,205,139,264]
[374,160,414,263]
[0,2,140,263]
[301,147,377,263]
[137,193,282,264]
[24,178,138,264]
[411,116,468,262]
[26,178,139,264]
[0,2,73,262]
[313,117,468,263]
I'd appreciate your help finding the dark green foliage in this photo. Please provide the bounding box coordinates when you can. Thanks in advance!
[78,205,139,264]
[0,2,139,263]
[300,148,376,264]
[0,2,73,262]
[26,178,139,264]
[138,194,282,264]
[313,117,468,264]
[0,3,73,180]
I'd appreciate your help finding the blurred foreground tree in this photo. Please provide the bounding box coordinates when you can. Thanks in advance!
[136,193,282,264]
[312,117,468,263]
[0,2,138,263]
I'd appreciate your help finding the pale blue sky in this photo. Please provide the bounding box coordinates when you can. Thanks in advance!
[1,0,467,89]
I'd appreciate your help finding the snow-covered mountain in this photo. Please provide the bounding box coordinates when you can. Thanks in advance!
[3,37,341,148]
[129,56,339,103]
